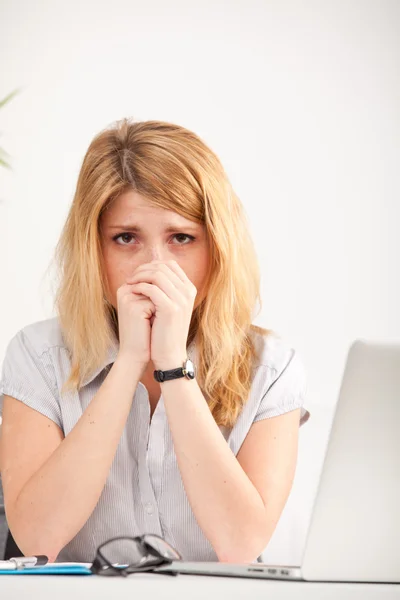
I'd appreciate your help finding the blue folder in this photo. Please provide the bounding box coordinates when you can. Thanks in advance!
[0,563,93,575]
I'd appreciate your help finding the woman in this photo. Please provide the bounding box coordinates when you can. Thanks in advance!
[0,118,310,565]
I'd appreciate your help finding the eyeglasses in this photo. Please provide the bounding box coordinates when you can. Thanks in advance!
[90,535,182,577]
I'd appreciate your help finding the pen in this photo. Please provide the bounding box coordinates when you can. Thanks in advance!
[9,555,49,569]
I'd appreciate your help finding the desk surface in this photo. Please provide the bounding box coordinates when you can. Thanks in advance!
[0,573,398,599]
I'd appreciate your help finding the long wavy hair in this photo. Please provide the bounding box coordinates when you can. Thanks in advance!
[52,118,272,428]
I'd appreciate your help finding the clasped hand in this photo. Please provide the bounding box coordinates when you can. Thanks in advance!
[126,260,197,370]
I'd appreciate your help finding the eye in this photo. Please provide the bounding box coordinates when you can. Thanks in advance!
[112,233,196,246]
[113,233,135,245]
[172,234,195,245]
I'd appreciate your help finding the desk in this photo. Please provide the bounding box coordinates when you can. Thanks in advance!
[0,573,398,599]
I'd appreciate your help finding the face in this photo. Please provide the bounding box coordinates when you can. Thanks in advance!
[99,190,211,312]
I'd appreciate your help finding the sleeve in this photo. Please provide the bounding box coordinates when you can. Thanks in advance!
[0,330,63,429]
[253,349,310,427]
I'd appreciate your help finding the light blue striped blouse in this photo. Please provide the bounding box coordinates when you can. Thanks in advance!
[0,317,310,563]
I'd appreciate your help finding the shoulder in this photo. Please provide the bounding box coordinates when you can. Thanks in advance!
[250,328,308,407]
[248,328,310,426]
[221,329,310,451]
[0,318,65,427]
[9,316,67,358]
[250,327,302,375]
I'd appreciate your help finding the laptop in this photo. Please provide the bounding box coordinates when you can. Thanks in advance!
[156,339,400,583]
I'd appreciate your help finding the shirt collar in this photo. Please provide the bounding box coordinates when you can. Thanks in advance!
[81,337,197,388]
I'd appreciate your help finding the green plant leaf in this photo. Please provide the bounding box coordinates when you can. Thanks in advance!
[0,146,10,158]
[0,88,22,109]
[0,157,12,169]
[0,87,23,170]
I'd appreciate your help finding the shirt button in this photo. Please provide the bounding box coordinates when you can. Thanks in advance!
[145,503,154,515]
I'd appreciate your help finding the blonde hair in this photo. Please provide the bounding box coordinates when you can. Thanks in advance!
[53,118,272,428]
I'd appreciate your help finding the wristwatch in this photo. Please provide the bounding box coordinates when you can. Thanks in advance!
[153,358,196,383]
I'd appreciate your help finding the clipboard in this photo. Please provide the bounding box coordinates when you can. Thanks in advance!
[0,555,93,575]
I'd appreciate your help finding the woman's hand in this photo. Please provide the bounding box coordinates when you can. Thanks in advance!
[115,278,155,372]
[126,260,197,370]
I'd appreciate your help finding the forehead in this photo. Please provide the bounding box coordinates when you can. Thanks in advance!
[101,190,202,229]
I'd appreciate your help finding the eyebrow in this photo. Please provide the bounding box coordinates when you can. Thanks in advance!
[107,223,201,232]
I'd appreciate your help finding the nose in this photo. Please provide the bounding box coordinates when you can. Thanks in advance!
[150,248,162,261]
[140,242,173,264]
[143,246,165,263]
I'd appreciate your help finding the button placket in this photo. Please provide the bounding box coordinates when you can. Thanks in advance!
[146,397,166,502]
[138,392,162,534]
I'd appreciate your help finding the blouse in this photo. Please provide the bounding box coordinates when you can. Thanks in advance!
[0,317,310,562]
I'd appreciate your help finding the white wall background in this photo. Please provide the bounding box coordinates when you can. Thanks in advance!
[0,0,399,565]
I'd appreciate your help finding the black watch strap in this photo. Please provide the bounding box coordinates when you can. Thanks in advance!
[153,367,186,382]
[153,359,196,383]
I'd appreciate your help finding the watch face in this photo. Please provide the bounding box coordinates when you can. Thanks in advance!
[184,359,195,378]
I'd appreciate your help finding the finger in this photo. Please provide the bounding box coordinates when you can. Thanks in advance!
[161,261,197,299]
[128,262,196,302]
[132,260,163,274]
[130,273,184,304]
[134,260,187,285]
[117,282,154,300]
[127,264,184,291]
[162,260,192,285]
[129,282,175,309]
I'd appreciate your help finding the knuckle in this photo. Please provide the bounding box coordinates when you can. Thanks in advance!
[186,285,197,299]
